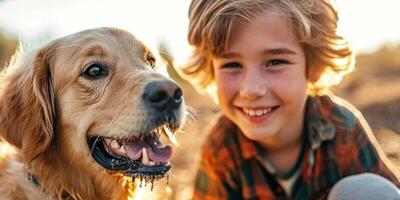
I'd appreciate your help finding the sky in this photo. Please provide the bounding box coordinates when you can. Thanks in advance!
[0,0,400,66]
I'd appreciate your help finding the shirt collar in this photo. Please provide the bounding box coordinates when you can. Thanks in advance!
[238,95,336,160]
[306,95,336,149]
[238,129,259,160]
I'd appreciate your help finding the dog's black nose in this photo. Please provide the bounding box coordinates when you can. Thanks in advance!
[143,80,182,111]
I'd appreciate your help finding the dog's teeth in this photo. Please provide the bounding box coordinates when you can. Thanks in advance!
[164,126,179,147]
[110,140,120,149]
[104,138,111,145]
[148,161,155,166]
[119,146,126,154]
[142,148,150,165]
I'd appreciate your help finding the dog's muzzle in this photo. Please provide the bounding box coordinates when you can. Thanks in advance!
[143,80,183,112]
[87,80,184,186]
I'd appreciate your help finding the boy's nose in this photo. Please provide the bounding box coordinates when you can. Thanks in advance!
[239,70,267,100]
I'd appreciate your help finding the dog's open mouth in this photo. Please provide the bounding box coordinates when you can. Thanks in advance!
[87,123,179,183]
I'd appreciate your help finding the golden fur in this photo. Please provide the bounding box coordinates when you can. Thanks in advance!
[0,28,182,200]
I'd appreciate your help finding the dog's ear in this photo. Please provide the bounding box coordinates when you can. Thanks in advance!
[0,45,56,163]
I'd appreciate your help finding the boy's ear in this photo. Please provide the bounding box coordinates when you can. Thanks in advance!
[0,46,56,163]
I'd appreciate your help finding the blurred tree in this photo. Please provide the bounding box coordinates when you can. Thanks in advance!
[158,41,186,84]
[158,40,218,112]
[333,43,400,134]
[157,41,212,103]
[0,31,18,70]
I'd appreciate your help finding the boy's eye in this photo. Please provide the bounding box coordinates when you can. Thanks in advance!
[266,59,288,66]
[221,62,242,69]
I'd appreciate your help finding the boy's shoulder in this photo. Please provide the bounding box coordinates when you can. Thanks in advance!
[201,113,241,157]
[308,94,370,148]
[310,94,362,129]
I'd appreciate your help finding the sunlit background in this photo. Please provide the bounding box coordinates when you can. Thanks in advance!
[1,0,400,64]
[0,0,400,199]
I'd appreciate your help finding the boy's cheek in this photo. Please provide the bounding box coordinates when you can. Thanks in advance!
[270,71,307,94]
[215,73,240,89]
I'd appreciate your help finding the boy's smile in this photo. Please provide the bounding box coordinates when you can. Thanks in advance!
[240,106,279,123]
[212,11,308,148]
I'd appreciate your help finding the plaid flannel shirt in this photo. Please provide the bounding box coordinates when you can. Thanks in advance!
[193,94,400,200]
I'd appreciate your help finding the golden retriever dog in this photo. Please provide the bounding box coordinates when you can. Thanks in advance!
[0,27,185,199]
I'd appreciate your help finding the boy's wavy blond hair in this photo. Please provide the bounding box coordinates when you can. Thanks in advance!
[179,0,354,96]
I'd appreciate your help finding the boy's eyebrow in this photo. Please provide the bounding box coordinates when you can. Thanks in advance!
[263,48,297,55]
[215,52,240,59]
[216,48,297,58]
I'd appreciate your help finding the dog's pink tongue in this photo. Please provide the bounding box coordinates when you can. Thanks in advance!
[123,136,172,162]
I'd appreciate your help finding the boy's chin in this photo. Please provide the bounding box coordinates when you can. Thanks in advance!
[240,128,278,142]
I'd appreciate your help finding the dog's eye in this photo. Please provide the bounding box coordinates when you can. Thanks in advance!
[146,55,156,68]
[82,63,107,80]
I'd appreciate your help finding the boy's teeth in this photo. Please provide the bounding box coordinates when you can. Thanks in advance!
[249,110,255,116]
[243,108,272,117]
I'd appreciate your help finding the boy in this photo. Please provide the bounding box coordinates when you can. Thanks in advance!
[180,0,400,199]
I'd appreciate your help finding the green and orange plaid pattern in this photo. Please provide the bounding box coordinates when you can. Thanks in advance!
[193,94,400,200]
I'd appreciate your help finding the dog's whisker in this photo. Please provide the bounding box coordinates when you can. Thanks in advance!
[90,136,103,154]
[186,106,197,120]
[180,114,196,127]
[186,111,196,121]
[176,129,188,134]
[186,105,197,114]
